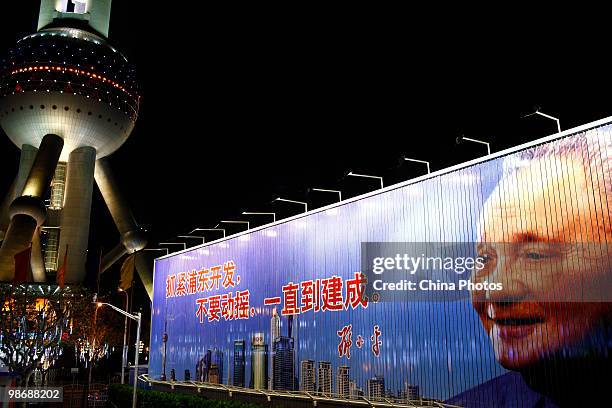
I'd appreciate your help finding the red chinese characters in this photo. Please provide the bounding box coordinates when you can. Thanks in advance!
[175,272,187,297]
[335,324,382,359]
[197,268,210,292]
[281,282,300,316]
[195,298,208,323]
[345,272,368,309]
[300,279,320,313]
[221,292,236,321]
[277,273,369,316]
[165,274,176,298]
[321,276,343,311]
[165,259,241,299]
[235,290,251,319]
[370,325,382,357]
[356,335,364,349]
[194,290,251,323]
[207,295,222,321]
[337,324,353,359]
[210,266,223,291]
[187,270,197,295]
[222,261,237,288]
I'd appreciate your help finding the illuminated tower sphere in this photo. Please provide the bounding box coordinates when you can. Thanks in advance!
[0,0,151,296]
[0,17,138,160]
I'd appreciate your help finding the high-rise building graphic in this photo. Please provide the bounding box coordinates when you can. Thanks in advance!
[289,313,298,388]
[195,360,201,382]
[272,336,295,391]
[211,348,224,384]
[250,332,268,390]
[208,364,220,384]
[269,307,280,389]
[287,314,294,338]
[300,360,316,392]
[317,361,332,396]
[233,340,245,387]
[408,384,420,400]
[0,0,153,297]
[336,365,350,397]
[367,375,385,400]
[349,380,363,398]
[199,349,212,382]
[271,308,281,341]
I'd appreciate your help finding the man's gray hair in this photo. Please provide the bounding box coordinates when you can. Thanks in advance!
[502,126,612,196]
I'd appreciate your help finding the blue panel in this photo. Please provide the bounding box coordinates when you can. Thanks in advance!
[150,125,612,406]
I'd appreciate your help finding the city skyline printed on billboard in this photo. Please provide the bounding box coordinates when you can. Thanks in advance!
[150,120,612,407]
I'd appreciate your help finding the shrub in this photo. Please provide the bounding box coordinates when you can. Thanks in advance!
[108,384,263,408]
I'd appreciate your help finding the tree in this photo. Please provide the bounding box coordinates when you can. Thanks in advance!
[0,283,79,387]
[62,297,124,374]
[0,283,125,388]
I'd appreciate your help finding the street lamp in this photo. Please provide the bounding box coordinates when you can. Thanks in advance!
[95,299,142,408]
[522,108,561,133]
[159,242,187,251]
[189,228,226,238]
[403,157,431,174]
[311,188,342,202]
[347,171,384,189]
[456,136,491,155]
[177,235,206,244]
[143,248,169,255]
[118,288,129,385]
[242,212,277,222]
[273,197,308,212]
[219,220,250,230]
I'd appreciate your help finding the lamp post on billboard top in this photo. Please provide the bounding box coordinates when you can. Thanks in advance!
[311,188,343,202]
[242,212,277,222]
[159,242,187,249]
[273,198,308,212]
[347,171,384,189]
[219,220,250,230]
[189,228,226,238]
[159,242,187,252]
[143,248,169,255]
[522,108,562,133]
[403,157,431,174]
[456,136,491,155]
[177,235,206,244]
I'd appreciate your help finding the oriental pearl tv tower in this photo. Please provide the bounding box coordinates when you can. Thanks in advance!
[0,0,152,298]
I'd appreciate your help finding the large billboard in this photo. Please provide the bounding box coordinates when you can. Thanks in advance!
[150,119,612,407]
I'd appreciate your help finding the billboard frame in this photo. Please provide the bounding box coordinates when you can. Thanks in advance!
[154,115,612,264]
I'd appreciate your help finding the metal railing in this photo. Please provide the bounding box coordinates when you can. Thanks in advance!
[139,374,463,408]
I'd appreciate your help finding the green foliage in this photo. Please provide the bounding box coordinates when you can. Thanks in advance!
[108,384,264,408]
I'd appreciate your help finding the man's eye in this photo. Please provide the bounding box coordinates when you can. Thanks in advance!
[525,252,548,260]
[480,254,492,263]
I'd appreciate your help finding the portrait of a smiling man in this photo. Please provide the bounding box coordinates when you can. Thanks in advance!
[451,132,612,407]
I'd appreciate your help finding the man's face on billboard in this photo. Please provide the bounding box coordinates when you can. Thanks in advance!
[472,155,611,370]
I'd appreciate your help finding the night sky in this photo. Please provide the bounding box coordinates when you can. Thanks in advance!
[1,2,610,294]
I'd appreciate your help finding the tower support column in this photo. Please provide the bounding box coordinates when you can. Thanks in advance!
[134,251,154,300]
[95,158,150,297]
[58,146,96,284]
[94,158,139,238]
[0,145,38,239]
[94,159,147,254]
[30,227,46,282]
[0,134,63,280]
